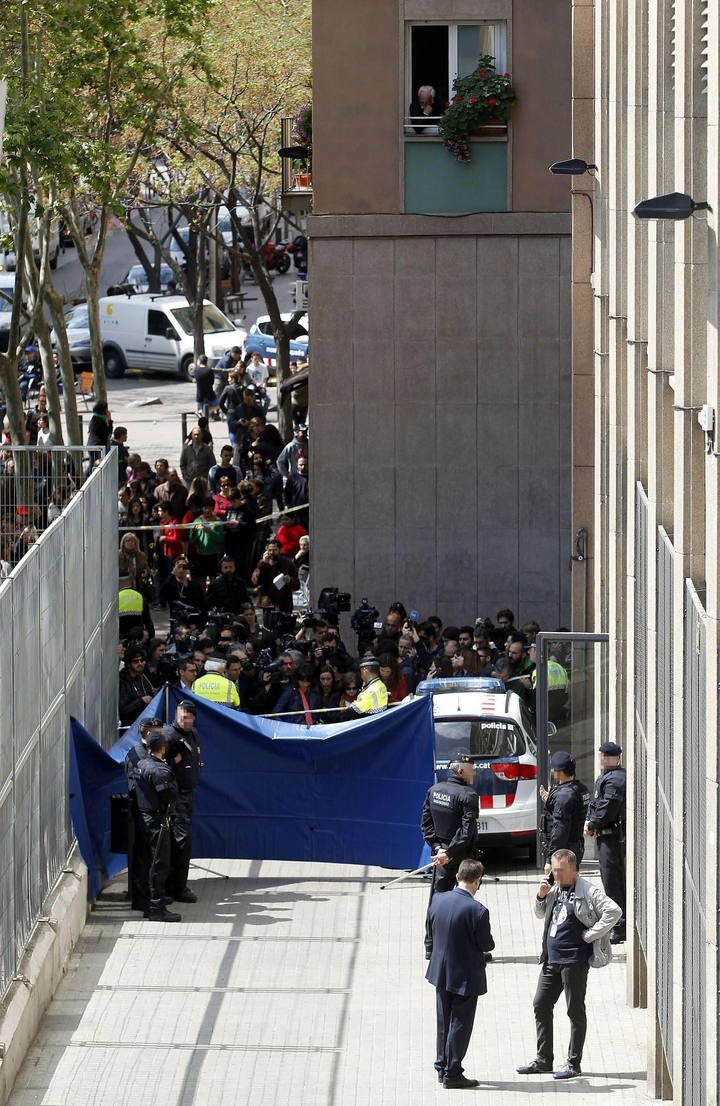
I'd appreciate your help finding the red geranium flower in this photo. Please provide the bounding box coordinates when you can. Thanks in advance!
[453,96,460,102]
[478,70,486,78]
[469,97,477,104]
[504,72,511,78]
[488,98,497,108]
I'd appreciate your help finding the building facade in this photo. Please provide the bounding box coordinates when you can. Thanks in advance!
[574,0,719,1100]
[309,0,574,627]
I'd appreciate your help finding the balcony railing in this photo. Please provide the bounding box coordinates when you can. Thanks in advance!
[403,115,508,138]
[281,117,312,211]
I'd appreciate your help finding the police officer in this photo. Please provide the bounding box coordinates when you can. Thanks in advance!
[163,700,203,903]
[349,656,389,715]
[192,656,241,708]
[539,751,590,869]
[585,741,626,943]
[124,717,159,912]
[135,730,181,921]
[421,756,479,958]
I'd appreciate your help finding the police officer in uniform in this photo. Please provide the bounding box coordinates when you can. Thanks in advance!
[135,730,181,921]
[124,717,160,912]
[349,656,389,715]
[540,751,590,869]
[163,700,203,903]
[585,741,626,943]
[421,756,479,958]
[192,656,241,708]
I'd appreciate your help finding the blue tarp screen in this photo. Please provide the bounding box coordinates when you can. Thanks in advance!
[70,686,435,899]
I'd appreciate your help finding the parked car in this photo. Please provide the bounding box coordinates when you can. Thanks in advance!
[51,294,245,379]
[0,210,60,271]
[413,677,539,851]
[244,313,309,366]
[120,262,177,294]
[0,272,21,353]
[51,302,92,369]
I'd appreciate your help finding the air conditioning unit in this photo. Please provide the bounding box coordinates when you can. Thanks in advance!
[294,280,309,309]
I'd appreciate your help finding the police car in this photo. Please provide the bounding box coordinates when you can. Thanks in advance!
[415,677,539,850]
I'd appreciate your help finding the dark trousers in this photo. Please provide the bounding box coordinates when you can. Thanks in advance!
[533,962,589,1068]
[167,792,193,896]
[597,835,626,928]
[435,989,478,1081]
[424,861,460,954]
[140,812,171,910]
[128,796,150,910]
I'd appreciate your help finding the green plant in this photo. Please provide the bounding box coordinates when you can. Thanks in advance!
[438,56,516,163]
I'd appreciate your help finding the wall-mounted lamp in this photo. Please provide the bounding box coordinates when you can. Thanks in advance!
[549,158,597,176]
[632,192,710,220]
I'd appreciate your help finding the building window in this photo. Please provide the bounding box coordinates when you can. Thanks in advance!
[406,22,508,129]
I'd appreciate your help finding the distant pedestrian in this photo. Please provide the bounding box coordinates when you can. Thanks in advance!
[585,741,626,943]
[517,848,621,1080]
[426,858,494,1089]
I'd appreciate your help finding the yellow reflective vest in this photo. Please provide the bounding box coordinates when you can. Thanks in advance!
[531,658,569,692]
[352,677,389,716]
[118,587,144,615]
[192,673,240,708]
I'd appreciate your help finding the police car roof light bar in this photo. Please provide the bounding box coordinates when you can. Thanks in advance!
[416,677,506,696]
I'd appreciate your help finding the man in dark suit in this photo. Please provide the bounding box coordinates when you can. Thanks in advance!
[426,858,495,1089]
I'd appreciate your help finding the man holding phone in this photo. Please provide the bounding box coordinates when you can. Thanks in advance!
[517,849,621,1080]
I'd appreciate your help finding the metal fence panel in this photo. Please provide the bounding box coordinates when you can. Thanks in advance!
[0,450,117,1001]
[11,555,40,760]
[683,581,706,1106]
[13,741,41,957]
[0,787,15,995]
[40,701,69,894]
[0,580,13,791]
[82,475,103,638]
[656,526,674,1080]
[633,485,649,952]
[101,454,118,621]
[37,520,66,718]
[63,494,84,675]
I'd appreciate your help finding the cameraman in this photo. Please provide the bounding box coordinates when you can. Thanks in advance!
[206,554,249,614]
[250,650,297,715]
[160,557,206,618]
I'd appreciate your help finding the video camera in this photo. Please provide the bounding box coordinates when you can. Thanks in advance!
[265,610,298,635]
[350,597,380,648]
[317,587,351,622]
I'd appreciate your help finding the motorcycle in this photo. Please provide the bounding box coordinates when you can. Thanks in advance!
[260,240,292,274]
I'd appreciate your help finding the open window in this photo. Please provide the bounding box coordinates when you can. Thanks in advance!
[405,22,508,133]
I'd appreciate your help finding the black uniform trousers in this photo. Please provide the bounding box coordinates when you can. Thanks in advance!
[424,860,461,955]
[140,811,171,910]
[434,989,478,1082]
[597,835,626,928]
[128,795,151,910]
[533,962,589,1068]
[167,791,194,897]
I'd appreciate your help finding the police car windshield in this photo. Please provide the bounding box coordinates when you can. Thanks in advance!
[434,719,525,760]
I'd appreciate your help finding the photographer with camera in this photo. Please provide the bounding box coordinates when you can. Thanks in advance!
[159,558,206,620]
[252,540,298,618]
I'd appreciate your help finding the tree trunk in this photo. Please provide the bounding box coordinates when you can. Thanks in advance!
[0,357,26,444]
[85,264,107,406]
[34,313,64,445]
[46,285,83,445]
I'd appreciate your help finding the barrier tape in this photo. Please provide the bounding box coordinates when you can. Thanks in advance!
[117,502,309,532]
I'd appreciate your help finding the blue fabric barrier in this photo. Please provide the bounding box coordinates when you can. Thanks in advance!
[70,688,435,898]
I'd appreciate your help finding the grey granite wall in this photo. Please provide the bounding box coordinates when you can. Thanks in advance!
[308,225,571,630]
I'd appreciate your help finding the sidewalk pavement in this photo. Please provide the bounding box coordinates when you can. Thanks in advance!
[8,857,649,1106]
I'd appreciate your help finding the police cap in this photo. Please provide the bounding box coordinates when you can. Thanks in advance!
[146,731,167,751]
[178,700,197,716]
[359,655,380,670]
[599,741,622,756]
[550,750,575,772]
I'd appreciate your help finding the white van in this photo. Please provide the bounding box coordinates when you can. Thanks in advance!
[97,293,244,378]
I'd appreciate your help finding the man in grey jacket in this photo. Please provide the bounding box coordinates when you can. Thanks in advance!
[517,848,621,1081]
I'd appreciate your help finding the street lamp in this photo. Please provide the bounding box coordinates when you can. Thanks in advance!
[549,158,597,176]
[632,192,710,220]
[278,145,311,161]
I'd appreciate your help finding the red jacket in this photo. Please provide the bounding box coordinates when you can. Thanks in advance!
[275,522,307,557]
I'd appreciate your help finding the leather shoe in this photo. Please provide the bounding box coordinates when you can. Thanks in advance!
[553,1064,581,1080]
[174,890,198,903]
[443,1075,479,1089]
[516,1060,552,1074]
[146,907,182,922]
